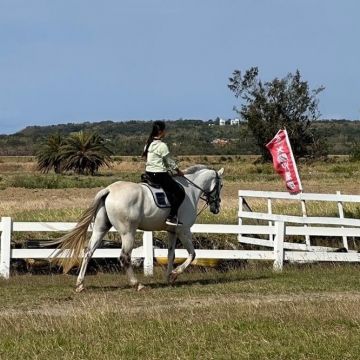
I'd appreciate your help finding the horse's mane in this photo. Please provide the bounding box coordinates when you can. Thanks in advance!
[183,164,208,175]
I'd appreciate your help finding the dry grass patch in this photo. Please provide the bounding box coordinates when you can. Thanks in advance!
[0,188,98,217]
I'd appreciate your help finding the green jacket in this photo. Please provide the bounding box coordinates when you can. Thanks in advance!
[145,140,177,172]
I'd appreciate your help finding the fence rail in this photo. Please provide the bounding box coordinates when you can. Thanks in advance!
[239,190,360,252]
[0,218,286,279]
[2,190,360,279]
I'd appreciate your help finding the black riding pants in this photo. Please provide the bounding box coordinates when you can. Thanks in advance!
[146,171,185,217]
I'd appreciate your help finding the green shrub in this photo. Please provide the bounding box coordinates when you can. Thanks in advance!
[350,142,360,161]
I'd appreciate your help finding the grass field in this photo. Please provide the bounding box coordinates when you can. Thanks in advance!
[1,155,360,359]
[1,266,360,359]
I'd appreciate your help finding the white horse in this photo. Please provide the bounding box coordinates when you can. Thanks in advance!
[54,165,224,292]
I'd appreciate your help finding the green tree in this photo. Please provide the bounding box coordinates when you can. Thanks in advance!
[350,141,360,161]
[228,67,326,160]
[36,134,64,173]
[61,131,113,175]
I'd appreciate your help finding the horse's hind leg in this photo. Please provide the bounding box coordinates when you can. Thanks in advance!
[75,205,111,292]
[120,230,144,291]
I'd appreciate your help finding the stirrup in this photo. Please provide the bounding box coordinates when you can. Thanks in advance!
[166,217,183,226]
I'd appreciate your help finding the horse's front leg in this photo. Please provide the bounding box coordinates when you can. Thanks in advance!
[169,228,195,283]
[166,231,177,283]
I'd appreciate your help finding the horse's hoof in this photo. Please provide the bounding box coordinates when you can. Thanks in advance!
[75,284,84,293]
[136,283,146,291]
[169,272,178,284]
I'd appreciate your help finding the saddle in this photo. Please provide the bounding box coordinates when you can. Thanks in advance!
[140,173,172,208]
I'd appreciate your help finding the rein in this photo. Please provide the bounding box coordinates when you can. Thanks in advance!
[183,177,209,200]
[183,170,221,217]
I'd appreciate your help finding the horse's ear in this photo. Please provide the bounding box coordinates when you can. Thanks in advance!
[218,168,224,176]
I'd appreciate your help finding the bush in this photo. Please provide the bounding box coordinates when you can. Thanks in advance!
[350,142,360,161]
[36,132,113,175]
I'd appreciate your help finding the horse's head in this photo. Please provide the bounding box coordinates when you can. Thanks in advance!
[183,165,224,215]
[206,168,224,214]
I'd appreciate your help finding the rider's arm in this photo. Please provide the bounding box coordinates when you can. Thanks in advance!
[160,143,183,176]
[163,153,178,171]
[164,156,184,176]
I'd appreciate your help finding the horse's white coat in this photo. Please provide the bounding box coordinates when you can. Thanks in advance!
[75,166,224,292]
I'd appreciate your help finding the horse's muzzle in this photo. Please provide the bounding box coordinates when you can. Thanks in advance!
[210,206,220,215]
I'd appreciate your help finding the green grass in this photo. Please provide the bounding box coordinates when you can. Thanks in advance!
[2,156,360,358]
[1,265,360,359]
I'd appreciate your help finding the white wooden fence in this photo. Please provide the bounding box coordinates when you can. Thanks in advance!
[238,189,360,252]
[0,219,285,279]
[1,190,360,279]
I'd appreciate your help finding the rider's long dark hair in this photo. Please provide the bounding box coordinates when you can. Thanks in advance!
[142,120,166,157]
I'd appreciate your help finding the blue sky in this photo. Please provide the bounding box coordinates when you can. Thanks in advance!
[1,0,359,134]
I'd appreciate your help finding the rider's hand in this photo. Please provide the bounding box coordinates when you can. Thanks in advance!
[176,169,185,177]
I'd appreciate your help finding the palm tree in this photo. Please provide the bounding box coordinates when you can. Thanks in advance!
[36,134,64,174]
[61,131,113,175]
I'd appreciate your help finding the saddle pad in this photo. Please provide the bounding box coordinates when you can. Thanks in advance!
[141,183,172,208]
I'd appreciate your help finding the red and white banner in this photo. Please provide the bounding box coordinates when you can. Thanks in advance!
[266,129,302,194]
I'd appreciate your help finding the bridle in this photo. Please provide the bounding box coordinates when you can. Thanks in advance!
[184,170,222,216]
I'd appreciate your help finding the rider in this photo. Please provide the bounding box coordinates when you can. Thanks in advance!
[142,120,185,226]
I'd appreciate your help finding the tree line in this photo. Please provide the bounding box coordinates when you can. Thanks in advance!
[1,119,360,157]
[1,68,360,164]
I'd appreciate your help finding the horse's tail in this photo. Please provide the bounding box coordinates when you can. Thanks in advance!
[52,188,110,273]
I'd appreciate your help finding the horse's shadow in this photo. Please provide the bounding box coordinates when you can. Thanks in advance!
[86,273,270,292]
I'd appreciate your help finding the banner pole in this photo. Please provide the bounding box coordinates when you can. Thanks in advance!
[283,129,303,192]
[265,128,303,194]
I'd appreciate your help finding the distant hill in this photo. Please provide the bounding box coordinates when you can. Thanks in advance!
[0,119,359,156]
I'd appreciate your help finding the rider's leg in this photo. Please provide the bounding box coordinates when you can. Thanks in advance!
[158,173,185,222]
[166,179,185,219]
[146,172,185,223]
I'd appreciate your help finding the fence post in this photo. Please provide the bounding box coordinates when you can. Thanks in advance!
[238,194,244,242]
[0,217,12,279]
[336,191,349,250]
[301,200,311,250]
[273,220,285,272]
[143,231,154,276]
[267,198,273,241]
